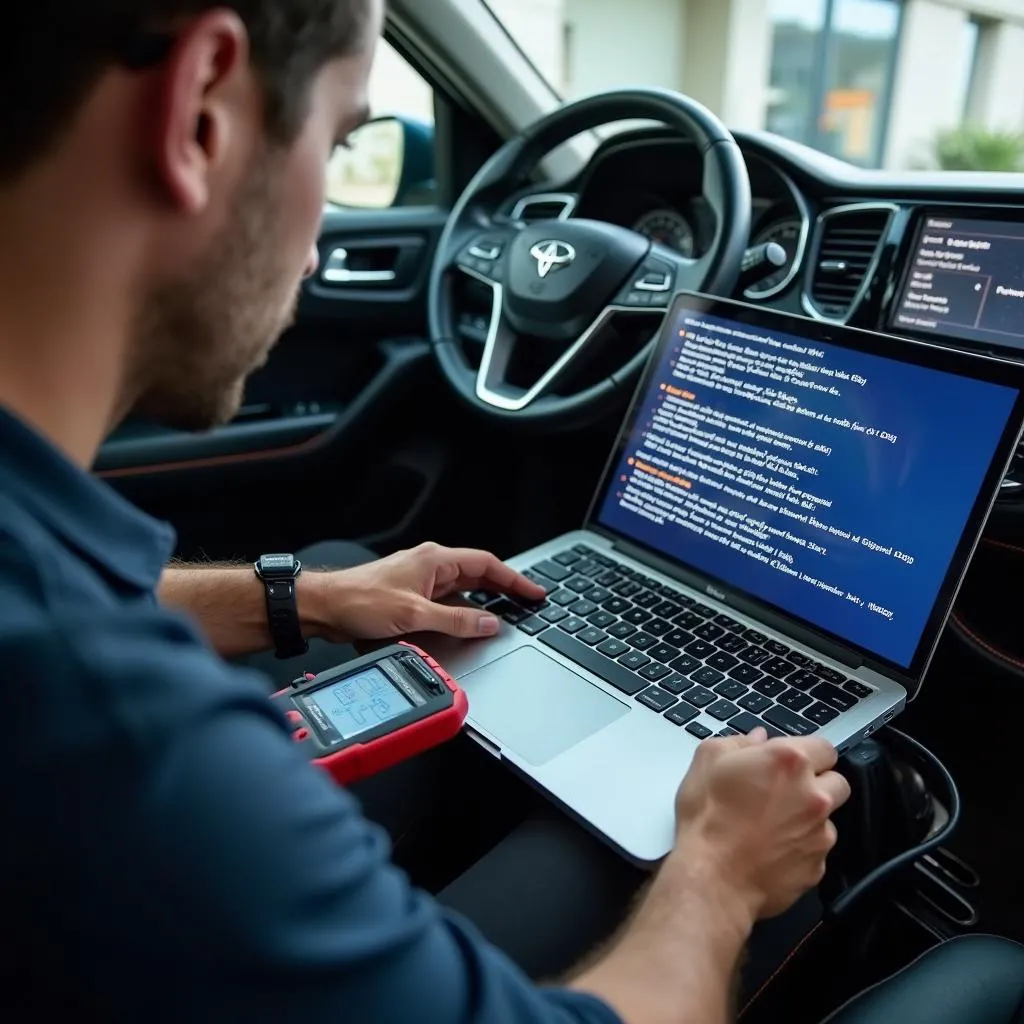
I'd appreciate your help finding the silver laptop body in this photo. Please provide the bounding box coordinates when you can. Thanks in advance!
[421,293,1024,865]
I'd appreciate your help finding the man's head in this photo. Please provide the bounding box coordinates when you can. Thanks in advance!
[1,2,381,433]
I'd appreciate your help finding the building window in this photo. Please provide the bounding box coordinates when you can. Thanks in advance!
[767,0,901,167]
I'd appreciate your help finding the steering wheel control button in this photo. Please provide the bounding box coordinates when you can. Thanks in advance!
[469,242,503,261]
[635,271,671,292]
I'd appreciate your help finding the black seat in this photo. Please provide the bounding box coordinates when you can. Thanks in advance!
[826,935,1024,1024]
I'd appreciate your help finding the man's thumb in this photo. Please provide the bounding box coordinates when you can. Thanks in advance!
[414,599,500,639]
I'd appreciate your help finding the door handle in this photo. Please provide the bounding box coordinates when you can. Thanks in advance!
[322,246,397,285]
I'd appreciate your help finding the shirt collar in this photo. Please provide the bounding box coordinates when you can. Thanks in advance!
[0,406,175,592]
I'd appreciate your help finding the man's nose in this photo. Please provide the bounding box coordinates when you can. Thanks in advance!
[304,244,320,279]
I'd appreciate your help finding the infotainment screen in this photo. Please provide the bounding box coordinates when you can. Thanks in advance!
[891,214,1024,352]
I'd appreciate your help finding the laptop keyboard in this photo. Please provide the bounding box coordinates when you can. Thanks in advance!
[467,544,876,741]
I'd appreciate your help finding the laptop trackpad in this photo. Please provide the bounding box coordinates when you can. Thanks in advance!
[461,647,629,766]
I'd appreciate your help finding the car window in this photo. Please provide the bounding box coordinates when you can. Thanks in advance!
[481,0,1024,172]
[326,40,437,209]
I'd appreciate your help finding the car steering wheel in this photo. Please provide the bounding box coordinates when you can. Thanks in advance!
[428,88,752,429]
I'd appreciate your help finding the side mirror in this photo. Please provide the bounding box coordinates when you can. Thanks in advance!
[325,115,436,210]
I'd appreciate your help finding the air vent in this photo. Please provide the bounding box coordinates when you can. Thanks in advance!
[511,193,576,223]
[807,205,893,320]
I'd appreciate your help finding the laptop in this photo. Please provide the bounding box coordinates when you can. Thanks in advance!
[421,291,1024,864]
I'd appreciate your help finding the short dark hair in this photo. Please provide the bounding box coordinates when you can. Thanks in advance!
[0,2,372,181]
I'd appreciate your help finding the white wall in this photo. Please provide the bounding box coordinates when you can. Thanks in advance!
[563,0,687,98]
[968,19,1024,132]
[883,0,972,168]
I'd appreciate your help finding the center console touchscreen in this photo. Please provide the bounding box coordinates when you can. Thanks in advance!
[891,214,1024,354]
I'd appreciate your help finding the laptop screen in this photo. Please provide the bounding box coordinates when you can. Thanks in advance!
[592,293,1024,677]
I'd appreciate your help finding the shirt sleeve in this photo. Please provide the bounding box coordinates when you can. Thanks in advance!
[49,610,625,1024]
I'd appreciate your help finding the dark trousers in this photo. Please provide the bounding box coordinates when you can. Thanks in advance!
[240,542,821,1008]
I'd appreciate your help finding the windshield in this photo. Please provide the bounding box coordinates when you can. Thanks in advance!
[483,0,1023,172]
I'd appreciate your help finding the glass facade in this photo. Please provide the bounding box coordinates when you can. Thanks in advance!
[767,0,902,166]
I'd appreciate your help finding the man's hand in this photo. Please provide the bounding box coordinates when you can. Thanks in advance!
[672,728,851,920]
[304,542,546,643]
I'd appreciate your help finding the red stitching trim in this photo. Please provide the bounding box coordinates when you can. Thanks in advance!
[951,612,1024,672]
[739,921,822,1018]
[982,538,1024,557]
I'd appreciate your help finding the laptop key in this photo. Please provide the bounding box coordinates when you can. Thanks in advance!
[718,728,740,737]
[708,699,741,722]
[718,633,748,654]
[738,692,773,714]
[619,650,652,672]
[668,654,701,676]
[651,599,684,620]
[692,666,725,687]
[788,651,812,667]
[596,570,622,588]
[762,657,797,680]
[559,617,588,634]
[649,643,681,663]
[685,685,716,708]
[729,663,763,685]
[715,614,745,631]
[577,627,608,647]
[743,628,769,644]
[623,607,653,626]
[607,621,637,641]
[664,702,700,726]
[588,610,617,630]
[804,702,840,726]
[778,689,813,712]
[586,587,613,605]
[811,682,858,713]
[674,610,704,630]
[566,576,595,594]
[694,621,725,642]
[729,712,785,738]
[532,560,572,583]
[639,661,673,683]
[646,618,673,637]
[764,640,791,656]
[665,628,695,648]
[787,669,820,692]
[707,651,739,672]
[613,580,642,598]
[549,589,578,607]
[693,603,717,618]
[597,638,630,659]
[714,680,748,701]
[814,664,846,685]
[738,646,771,666]
[634,590,661,609]
[753,677,787,698]
[637,687,679,713]
[684,638,718,660]
[763,705,819,736]
[629,632,658,652]
[517,617,549,637]
[602,596,631,615]
[686,722,713,740]
[539,630,648,697]
[541,606,569,624]
[661,673,695,695]
[554,550,581,566]
[467,590,500,606]
[844,679,873,699]
[569,599,599,617]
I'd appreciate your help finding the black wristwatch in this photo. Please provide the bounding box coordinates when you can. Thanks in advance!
[254,553,309,660]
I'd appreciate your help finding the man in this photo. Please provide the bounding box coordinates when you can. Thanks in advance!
[0,2,937,1020]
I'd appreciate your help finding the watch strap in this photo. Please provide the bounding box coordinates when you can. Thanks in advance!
[256,559,308,660]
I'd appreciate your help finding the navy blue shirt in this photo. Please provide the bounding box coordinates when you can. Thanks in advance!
[0,407,619,1023]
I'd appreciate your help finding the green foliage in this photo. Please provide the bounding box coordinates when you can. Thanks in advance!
[930,125,1024,172]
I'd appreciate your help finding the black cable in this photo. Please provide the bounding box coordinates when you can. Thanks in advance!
[825,726,961,920]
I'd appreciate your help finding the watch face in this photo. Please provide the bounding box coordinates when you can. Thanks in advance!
[259,554,297,576]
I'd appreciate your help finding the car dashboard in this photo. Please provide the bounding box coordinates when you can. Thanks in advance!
[506,127,1024,500]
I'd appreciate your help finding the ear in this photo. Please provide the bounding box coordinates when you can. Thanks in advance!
[150,10,252,214]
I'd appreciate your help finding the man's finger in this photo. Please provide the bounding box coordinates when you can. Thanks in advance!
[786,736,839,775]
[410,597,500,639]
[442,548,545,599]
[816,770,852,813]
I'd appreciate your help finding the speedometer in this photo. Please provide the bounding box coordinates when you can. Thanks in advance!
[745,218,804,298]
[633,209,696,257]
